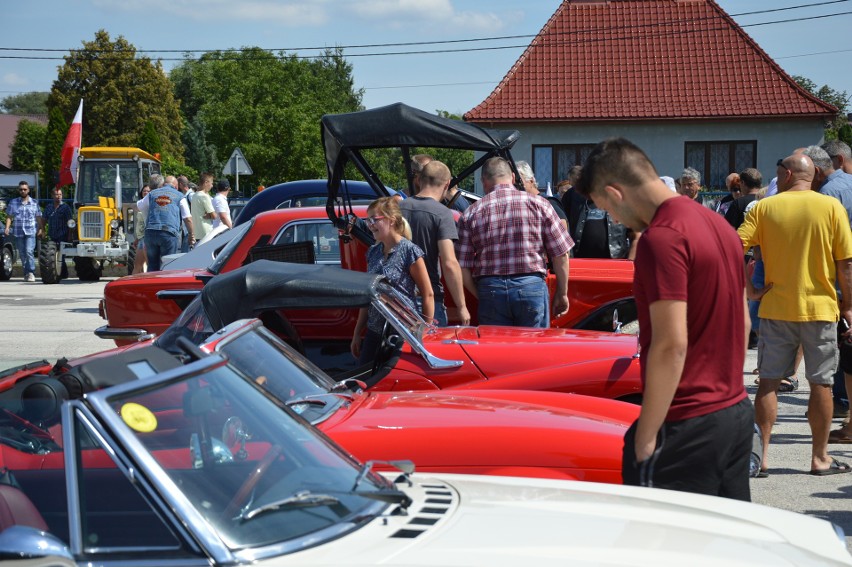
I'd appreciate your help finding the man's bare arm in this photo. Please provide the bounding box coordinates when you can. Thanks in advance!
[550,253,570,319]
[837,258,852,334]
[461,267,478,299]
[634,299,688,462]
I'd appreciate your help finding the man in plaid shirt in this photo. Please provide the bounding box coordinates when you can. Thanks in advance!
[3,181,43,282]
[457,157,573,327]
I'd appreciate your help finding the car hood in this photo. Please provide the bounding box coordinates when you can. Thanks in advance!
[283,474,851,567]
[452,326,638,376]
[323,391,636,481]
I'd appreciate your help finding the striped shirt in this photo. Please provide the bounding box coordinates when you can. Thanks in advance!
[456,184,573,277]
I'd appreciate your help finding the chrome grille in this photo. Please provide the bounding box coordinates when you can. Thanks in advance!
[80,210,104,240]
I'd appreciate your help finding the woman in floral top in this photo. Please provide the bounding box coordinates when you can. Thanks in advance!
[351,197,434,365]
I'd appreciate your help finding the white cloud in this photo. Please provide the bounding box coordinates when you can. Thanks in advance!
[91,0,329,26]
[346,0,507,33]
[2,73,29,87]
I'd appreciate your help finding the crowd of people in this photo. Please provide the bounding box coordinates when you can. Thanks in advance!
[349,140,852,502]
[2,172,231,279]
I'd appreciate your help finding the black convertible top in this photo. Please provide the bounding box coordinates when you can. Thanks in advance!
[321,103,521,218]
[201,260,384,331]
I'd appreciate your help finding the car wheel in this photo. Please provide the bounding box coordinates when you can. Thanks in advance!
[75,257,102,281]
[0,245,13,281]
[38,241,61,284]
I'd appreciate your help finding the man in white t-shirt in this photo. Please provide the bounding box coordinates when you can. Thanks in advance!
[212,178,233,230]
[191,172,216,240]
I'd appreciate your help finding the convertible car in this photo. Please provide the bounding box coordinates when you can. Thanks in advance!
[98,103,636,344]
[98,206,636,344]
[101,260,641,402]
[0,346,848,566]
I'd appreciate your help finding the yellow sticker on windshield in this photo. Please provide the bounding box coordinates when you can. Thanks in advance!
[120,402,158,433]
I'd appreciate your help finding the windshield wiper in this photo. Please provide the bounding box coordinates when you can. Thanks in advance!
[284,396,328,408]
[240,490,342,521]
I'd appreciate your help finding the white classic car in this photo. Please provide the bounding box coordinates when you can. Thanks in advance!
[0,345,849,566]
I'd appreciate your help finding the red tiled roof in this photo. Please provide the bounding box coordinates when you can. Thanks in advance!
[465,0,836,123]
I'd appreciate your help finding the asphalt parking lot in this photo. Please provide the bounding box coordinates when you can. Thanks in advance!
[0,274,850,552]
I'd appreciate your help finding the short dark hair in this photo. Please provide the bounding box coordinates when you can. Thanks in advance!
[574,138,658,198]
[738,168,762,190]
[215,179,231,193]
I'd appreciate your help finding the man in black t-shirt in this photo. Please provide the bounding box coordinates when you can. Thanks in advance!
[724,168,763,230]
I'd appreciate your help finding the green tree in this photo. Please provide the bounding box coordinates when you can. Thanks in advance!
[182,115,220,176]
[793,75,850,140]
[48,30,183,158]
[136,120,163,156]
[170,47,363,189]
[43,106,68,189]
[1,92,49,114]
[10,119,46,173]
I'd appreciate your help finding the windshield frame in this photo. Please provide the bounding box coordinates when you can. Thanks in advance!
[205,322,346,424]
[207,220,253,274]
[374,282,463,370]
[79,354,388,561]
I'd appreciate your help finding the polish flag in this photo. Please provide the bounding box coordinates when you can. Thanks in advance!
[57,99,83,188]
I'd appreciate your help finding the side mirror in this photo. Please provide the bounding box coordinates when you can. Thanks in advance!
[0,526,74,564]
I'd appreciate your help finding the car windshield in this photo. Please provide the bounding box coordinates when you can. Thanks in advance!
[207,221,253,274]
[210,326,344,423]
[103,363,388,551]
[76,161,141,205]
[155,296,215,352]
[375,281,431,343]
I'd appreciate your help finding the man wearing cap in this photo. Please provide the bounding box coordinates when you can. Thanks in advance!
[212,179,233,230]
[137,174,194,272]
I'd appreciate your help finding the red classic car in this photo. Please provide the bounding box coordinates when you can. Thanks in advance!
[0,280,638,485]
[98,206,636,345]
[99,102,636,345]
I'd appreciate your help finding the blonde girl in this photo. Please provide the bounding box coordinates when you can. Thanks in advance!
[351,197,434,364]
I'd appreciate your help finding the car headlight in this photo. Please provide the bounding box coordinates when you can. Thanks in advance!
[110,219,119,229]
[67,219,76,228]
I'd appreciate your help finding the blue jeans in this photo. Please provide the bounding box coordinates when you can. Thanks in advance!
[14,234,36,275]
[476,274,549,328]
[145,229,179,272]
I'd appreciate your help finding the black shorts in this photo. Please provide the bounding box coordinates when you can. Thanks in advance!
[622,397,754,501]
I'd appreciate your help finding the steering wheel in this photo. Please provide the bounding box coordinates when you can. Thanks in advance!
[222,444,283,520]
[371,320,400,377]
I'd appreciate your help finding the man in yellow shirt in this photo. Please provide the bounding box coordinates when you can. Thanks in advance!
[738,153,852,476]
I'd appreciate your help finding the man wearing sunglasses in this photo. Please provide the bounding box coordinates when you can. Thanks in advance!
[3,181,43,282]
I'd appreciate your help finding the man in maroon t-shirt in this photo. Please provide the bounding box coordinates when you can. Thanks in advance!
[575,138,753,500]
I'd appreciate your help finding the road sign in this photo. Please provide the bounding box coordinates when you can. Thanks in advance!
[222,147,253,176]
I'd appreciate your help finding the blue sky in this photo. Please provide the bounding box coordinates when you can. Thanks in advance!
[3,0,852,115]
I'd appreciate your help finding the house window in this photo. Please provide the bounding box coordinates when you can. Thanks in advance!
[532,144,597,189]
[684,141,756,189]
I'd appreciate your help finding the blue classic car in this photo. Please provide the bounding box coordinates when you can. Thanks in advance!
[233,179,379,226]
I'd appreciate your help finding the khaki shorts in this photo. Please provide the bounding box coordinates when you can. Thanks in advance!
[758,319,838,385]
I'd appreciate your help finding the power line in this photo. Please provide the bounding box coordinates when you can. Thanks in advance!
[0,0,849,60]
